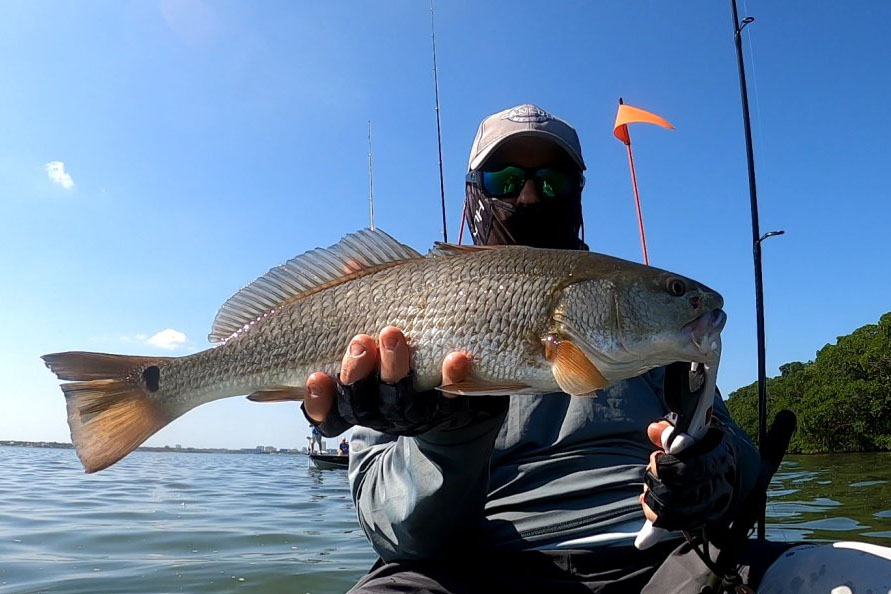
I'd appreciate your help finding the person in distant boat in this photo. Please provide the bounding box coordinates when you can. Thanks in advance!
[339,438,349,457]
[301,105,890,592]
[309,424,322,454]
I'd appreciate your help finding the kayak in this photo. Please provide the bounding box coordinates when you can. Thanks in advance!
[757,540,891,593]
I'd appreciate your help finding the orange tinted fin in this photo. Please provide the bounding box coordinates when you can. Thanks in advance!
[543,335,609,396]
[437,380,533,396]
[247,387,304,402]
[43,351,175,473]
[60,379,171,473]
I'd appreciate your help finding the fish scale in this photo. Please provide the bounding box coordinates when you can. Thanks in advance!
[169,248,612,402]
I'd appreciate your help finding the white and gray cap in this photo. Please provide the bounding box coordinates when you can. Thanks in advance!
[467,104,585,172]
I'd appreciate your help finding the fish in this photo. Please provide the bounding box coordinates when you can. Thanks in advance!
[43,228,726,473]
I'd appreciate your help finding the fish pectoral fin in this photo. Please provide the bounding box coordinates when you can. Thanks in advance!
[247,387,304,402]
[543,336,609,396]
[437,380,534,396]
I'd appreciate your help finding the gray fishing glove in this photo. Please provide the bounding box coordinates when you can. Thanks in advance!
[302,372,508,438]
[643,419,739,531]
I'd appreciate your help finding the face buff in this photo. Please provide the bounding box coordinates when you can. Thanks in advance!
[464,183,586,250]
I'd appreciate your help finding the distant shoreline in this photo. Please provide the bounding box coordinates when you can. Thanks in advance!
[0,440,311,455]
[6,440,888,458]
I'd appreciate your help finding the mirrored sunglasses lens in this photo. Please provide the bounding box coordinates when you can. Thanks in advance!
[537,169,574,197]
[483,167,525,197]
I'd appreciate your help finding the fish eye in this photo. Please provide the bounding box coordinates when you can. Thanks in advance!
[665,277,686,297]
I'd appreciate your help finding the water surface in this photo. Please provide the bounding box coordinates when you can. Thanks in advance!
[1,447,888,593]
[0,447,372,593]
[765,452,891,543]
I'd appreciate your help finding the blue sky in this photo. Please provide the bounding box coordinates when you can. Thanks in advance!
[2,1,889,451]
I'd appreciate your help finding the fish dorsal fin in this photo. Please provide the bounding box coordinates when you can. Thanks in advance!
[209,229,421,344]
[428,242,496,257]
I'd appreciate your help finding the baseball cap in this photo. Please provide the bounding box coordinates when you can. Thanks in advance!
[467,104,585,172]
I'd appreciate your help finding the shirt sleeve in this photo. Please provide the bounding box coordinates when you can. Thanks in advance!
[348,408,507,562]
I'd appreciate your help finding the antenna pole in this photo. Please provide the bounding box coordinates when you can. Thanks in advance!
[431,0,448,243]
[368,120,375,230]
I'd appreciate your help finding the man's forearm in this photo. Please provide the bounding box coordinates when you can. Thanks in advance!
[349,409,506,562]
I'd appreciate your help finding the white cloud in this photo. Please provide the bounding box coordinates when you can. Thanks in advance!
[146,329,187,350]
[119,330,188,350]
[45,161,74,189]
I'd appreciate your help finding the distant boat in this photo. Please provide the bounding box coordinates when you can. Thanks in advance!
[309,453,348,470]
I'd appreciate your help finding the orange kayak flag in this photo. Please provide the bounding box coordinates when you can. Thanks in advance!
[613,103,675,145]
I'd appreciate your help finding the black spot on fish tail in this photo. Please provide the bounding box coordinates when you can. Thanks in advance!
[143,366,161,392]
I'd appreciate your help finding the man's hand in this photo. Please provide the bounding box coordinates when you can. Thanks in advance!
[639,419,738,531]
[303,326,475,436]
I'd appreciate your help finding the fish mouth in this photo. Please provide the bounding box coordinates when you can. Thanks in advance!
[683,308,727,358]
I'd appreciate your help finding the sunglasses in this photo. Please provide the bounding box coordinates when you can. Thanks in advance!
[466,166,584,200]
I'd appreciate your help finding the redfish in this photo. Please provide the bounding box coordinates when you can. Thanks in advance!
[43,229,725,473]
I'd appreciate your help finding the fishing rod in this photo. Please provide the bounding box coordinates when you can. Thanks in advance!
[368,120,375,231]
[729,0,784,540]
[430,0,448,243]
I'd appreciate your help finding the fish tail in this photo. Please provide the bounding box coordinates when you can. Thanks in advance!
[42,351,176,473]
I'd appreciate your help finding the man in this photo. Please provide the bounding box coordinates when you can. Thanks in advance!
[302,104,769,592]
[339,437,350,457]
[309,424,323,454]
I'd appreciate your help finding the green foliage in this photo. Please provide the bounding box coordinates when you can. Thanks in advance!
[726,312,891,453]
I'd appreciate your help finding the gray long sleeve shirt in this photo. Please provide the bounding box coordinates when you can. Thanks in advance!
[348,367,760,562]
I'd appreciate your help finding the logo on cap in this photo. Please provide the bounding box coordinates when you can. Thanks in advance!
[502,104,553,124]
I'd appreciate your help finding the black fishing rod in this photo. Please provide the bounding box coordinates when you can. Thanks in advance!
[729,0,783,540]
[430,0,448,243]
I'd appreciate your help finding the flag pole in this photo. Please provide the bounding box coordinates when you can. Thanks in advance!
[619,98,650,266]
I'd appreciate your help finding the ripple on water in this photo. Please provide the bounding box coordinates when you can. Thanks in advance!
[849,480,887,488]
